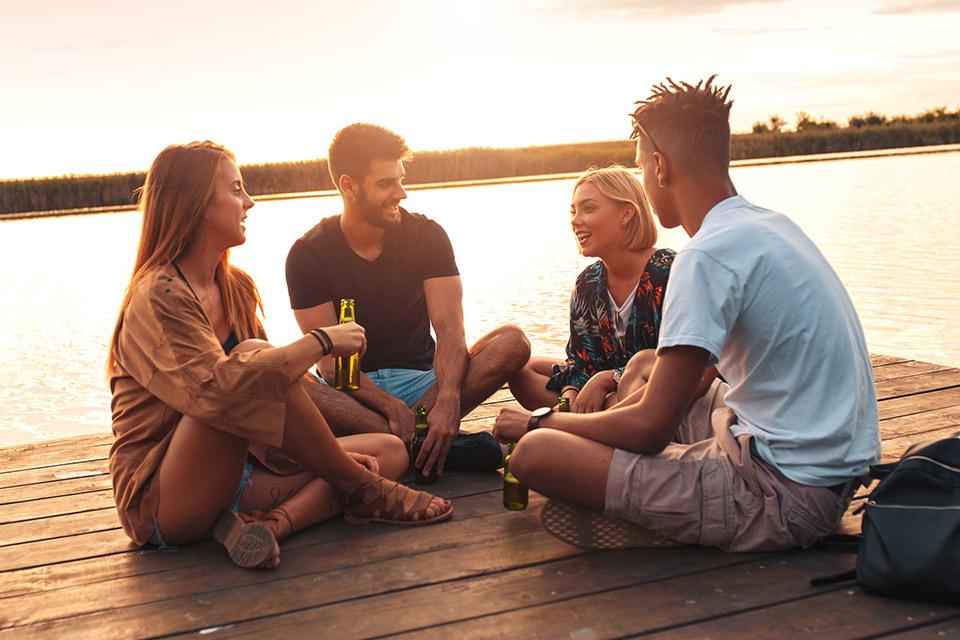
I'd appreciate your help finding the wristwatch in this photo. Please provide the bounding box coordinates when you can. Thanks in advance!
[527,406,554,432]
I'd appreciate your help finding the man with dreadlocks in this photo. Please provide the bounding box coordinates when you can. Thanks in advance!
[494,76,880,552]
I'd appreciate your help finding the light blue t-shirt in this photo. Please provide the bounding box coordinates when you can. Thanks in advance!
[658,195,881,486]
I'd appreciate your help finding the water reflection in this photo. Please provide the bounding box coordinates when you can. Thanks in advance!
[1,151,958,446]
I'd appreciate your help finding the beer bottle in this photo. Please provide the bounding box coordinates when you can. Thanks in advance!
[335,298,360,391]
[503,443,528,511]
[410,405,438,485]
[558,396,571,412]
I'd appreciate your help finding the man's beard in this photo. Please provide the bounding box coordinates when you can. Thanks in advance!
[357,189,401,229]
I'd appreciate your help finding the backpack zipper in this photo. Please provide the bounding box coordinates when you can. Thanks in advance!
[866,502,960,511]
[904,455,960,474]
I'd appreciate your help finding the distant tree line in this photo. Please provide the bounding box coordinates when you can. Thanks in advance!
[2,107,958,216]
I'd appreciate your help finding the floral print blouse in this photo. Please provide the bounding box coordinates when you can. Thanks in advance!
[547,248,675,392]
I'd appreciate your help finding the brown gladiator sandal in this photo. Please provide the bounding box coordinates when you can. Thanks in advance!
[342,473,454,526]
[211,509,279,569]
[241,506,296,541]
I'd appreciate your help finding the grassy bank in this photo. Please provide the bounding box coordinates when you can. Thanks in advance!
[2,116,959,216]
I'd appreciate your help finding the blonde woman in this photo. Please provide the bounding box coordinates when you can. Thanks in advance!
[509,166,675,413]
[109,141,452,569]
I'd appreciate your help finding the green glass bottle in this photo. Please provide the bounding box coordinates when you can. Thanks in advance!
[410,405,438,485]
[558,396,571,412]
[503,443,528,511]
[335,298,360,391]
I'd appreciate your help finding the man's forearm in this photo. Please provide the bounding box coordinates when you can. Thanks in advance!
[536,346,712,454]
[537,404,674,454]
[433,335,468,406]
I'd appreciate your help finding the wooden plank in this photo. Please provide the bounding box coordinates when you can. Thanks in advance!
[3,498,560,636]
[876,369,960,401]
[0,460,109,491]
[0,507,120,548]
[480,386,515,405]
[871,354,911,367]
[878,616,960,638]
[879,404,960,443]
[0,529,135,577]
[0,489,115,524]
[194,548,758,640]
[0,474,111,505]
[872,360,954,382]
[879,387,960,422]
[376,552,863,639]
[645,588,960,639]
[462,398,516,422]
[0,436,111,472]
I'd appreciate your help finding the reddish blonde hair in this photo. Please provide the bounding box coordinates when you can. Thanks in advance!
[109,141,264,370]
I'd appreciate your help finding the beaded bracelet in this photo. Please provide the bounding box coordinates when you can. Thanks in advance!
[309,328,333,356]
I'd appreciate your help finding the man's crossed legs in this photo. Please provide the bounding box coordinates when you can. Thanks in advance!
[509,352,856,552]
[301,324,530,471]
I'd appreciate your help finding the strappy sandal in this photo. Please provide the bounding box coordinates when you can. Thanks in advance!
[342,473,454,526]
[242,506,295,542]
[540,499,682,550]
[211,509,279,568]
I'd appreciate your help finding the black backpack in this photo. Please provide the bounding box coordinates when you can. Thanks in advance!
[812,432,960,603]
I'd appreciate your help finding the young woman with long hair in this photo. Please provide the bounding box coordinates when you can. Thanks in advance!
[108,141,452,569]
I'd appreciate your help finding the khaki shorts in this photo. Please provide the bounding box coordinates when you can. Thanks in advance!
[604,380,858,552]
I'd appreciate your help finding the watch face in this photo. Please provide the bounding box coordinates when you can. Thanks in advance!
[531,407,553,418]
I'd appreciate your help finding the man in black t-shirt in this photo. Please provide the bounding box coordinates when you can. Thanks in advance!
[286,123,531,477]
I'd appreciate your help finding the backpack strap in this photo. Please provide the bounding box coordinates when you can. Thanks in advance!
[869,462,897,481]
[810,569,857,587]
[815,533,862,552]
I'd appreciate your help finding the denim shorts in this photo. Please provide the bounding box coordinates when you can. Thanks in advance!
[367,368,437,407]
[316,367,437,407]
[148,459,254,549]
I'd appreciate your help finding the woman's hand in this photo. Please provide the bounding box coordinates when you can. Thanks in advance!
[323,322,367,358]
[347,451,380,475]
[572,370,616,413]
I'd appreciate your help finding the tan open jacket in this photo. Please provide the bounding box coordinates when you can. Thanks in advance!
[109,268,300,545]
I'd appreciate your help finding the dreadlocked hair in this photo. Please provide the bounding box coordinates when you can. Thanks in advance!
[629,75,733,173]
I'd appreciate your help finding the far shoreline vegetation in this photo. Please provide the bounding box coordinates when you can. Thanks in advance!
[2,106,959,217]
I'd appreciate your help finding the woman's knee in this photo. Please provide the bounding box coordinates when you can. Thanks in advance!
[620,349,656,386]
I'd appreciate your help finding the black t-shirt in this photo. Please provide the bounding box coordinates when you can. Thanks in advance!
[285,208,459,372]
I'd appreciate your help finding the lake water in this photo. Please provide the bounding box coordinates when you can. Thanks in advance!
[1,151,959,448]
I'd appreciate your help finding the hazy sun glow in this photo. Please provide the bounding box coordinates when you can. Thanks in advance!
[3,0,959,179]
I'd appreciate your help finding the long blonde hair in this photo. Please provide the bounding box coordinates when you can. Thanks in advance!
[573,165,658,250]
[108,141,264,371]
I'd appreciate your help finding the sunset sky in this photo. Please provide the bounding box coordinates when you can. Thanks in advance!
[4,0,959,179]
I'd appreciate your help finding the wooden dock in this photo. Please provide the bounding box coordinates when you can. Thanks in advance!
[2,354,959,638]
